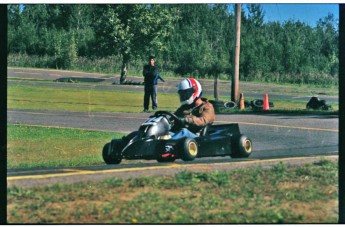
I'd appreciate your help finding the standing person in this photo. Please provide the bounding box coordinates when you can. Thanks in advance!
[170,78,215,139]
[142,55,165,112]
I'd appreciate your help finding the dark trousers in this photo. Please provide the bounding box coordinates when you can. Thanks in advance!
[144,85,158,110]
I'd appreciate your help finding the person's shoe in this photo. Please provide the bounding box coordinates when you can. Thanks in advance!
[152,106,157,110]
[158,133,171,140]
[143,109,148,112]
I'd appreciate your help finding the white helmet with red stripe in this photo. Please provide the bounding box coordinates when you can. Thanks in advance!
[177,78,203,105]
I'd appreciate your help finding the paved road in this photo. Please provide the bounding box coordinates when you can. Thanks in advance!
[7,67,339,188]
[8,109,339,158]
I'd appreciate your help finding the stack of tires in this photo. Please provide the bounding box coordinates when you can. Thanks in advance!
[306,96,332,111]
[218,99,274,111]
[250,99,274,110]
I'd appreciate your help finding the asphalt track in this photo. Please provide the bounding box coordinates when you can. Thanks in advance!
[7,67,339,188]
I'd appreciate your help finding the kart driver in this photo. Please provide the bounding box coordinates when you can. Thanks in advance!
[169,78,215,140]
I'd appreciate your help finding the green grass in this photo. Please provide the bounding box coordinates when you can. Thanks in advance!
[7,160,338,223]
[7,83,339,113]
[7,124,124,169]
[245,79,338,95]
[8,84,180,113]
[6,79,339,223]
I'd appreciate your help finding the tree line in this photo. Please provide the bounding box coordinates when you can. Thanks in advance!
[7,4,339,85]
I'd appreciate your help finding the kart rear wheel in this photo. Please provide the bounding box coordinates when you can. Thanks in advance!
[102,141,123,164]
[230,134,252,158]
[181,138,198,161]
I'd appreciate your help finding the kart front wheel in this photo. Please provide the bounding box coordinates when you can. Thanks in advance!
[181,138,198,161]
[230,134,252,158]
[102,141,123,164]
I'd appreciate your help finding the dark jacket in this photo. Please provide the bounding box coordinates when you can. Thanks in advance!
[153,73,165,85]
[174,98,215,134]
[143,65,164,86]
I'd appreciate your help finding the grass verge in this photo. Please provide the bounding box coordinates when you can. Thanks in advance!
[7,124,124,169]
[7,159,338,223]
[8,84,180,113]
[7,83,338,113]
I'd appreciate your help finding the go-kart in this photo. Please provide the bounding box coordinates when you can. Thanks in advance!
[102,111,253,164]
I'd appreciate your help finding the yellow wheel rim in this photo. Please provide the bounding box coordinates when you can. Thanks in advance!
[243,139,252,153]
[189,142,198,156]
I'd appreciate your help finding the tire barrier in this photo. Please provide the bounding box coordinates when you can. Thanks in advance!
[251,99,263,109]
[251,99,274,110]
[223,101,237,109]
[55,77,105,83]
[244,100,251,108]
[210,98,275,111]
[306,96,332,110]
[112,80,144,85]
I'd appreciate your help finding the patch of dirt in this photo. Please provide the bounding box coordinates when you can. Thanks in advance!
[277,182,307,190]
[281,199,338,223]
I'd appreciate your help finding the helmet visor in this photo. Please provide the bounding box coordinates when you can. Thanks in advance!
[178,87,195,103]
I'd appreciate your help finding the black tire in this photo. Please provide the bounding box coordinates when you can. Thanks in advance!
[244,100,251,108]
[102,141,123,164]
[224,101,237,109]
[181,138,198,161]
[230,134,252,158]
[251,99,263,109]
[157,156,176,163]
[322,104,332,111]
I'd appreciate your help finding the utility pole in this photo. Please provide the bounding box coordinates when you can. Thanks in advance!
[231,3,241,103]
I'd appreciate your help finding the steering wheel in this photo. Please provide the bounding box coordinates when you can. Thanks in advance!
[154,111,180,128]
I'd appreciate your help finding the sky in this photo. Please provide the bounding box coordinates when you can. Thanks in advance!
[17,2,339,28]
[248,3,339,27]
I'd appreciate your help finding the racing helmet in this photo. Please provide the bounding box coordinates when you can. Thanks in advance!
[177,78,203,105]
